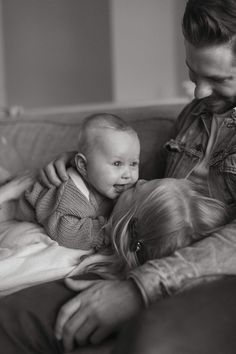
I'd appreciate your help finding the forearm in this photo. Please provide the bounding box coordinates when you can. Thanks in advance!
[0,185,13,204]
[0,201,17,222]
[129,220,236,305]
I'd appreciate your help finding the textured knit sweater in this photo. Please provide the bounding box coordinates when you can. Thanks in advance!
[16,173,112,250]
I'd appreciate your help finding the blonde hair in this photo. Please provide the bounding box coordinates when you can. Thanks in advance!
[75,178,230,278]
[109,179,230,272]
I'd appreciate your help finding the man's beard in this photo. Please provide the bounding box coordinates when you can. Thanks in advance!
[202,95,236,114]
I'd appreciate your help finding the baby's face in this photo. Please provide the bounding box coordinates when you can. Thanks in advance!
[86,129,140,199]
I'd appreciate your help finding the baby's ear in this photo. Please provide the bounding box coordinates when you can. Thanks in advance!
[74,153,87,178]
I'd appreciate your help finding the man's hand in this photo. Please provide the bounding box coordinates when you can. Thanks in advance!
[39,151,75,188]
[55,278,143,352]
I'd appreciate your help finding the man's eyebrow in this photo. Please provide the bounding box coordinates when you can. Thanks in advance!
[185,60,233,81]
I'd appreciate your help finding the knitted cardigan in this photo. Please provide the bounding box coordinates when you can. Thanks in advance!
[16,177,108,250]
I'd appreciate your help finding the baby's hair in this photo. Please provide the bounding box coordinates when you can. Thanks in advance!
[74,178,230,278]
[78,113,138,156]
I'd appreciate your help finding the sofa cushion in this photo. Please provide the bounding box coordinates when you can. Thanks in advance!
[0,113,175,180]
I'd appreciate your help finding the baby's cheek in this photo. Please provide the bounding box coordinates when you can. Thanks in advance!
[133,170,139,182]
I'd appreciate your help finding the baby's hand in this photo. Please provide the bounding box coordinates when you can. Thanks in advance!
[0,172,34,203]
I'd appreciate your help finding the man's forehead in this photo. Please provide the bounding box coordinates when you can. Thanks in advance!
[185,59,234,79]
[185,41,236,76]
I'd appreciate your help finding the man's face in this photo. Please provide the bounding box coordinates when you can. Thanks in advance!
[185,40,236,113]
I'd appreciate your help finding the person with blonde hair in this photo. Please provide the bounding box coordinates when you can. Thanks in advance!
[75,178,230,280]
[109,179,229,272]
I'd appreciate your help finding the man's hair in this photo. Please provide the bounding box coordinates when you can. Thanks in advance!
[77,113,137,155]
[182,0,236,49]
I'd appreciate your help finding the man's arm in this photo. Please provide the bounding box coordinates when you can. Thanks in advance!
[55,278,143,352]
[129,219,236,305]
[55,219,236,352]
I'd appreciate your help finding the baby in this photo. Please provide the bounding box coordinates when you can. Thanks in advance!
[2,113,140,251]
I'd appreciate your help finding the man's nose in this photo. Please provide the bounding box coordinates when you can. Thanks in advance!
[194,80,213,99]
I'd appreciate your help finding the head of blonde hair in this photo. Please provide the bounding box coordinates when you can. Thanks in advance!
[109,178,230,272]
[75,178,230,278]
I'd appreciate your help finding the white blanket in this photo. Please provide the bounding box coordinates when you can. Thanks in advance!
[0,220,93,296]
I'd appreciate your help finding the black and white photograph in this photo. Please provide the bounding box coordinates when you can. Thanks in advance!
[0,1,235,353]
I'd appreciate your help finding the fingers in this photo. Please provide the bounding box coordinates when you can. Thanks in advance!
[54,157,70,183]
[38,168,52,188]
[62,312,86,351]
[39,152,73,188]
[65,278,101,292]
[54,294,81,341]
[39,163,62,188]
[53,151,75,184]
[90,326,114,344]
[56,279,129,351]
[18,174,34,188]
[74,316,97,345]
[55,279,99,338]
[55,296,98,352]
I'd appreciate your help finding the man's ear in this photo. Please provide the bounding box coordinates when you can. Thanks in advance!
[74,153,87,178]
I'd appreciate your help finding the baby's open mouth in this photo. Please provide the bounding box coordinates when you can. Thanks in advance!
[114,184,128,193]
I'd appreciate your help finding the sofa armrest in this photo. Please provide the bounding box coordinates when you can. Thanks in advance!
[113,275,236,354]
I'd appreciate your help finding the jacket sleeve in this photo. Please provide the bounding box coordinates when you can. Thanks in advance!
[128,220,236,305]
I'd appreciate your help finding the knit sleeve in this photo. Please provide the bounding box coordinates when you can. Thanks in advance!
[44,212,106,250]
[36,179,107,250]
[16,180,45,222]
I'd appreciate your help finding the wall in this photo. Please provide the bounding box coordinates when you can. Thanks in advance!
[0,0,188,108]
[111,0,188,103]
[0,1,6,106]
[2,0,113,108]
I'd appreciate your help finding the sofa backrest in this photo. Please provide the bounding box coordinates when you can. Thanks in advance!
[0,103,184,180]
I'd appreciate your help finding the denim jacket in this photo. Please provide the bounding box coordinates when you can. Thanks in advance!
[129,99,236,305]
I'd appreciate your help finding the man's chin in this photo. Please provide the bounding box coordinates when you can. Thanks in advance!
[203,97,236,114]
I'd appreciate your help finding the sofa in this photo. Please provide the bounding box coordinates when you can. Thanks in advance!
[0,102,183,180]
[0,101,235,354]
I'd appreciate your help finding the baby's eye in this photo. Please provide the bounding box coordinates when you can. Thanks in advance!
[130,161,139,167]
[113,161,122,166]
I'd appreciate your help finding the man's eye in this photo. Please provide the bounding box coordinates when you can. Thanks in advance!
[113,161,121,166]
[213,78,228,84]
